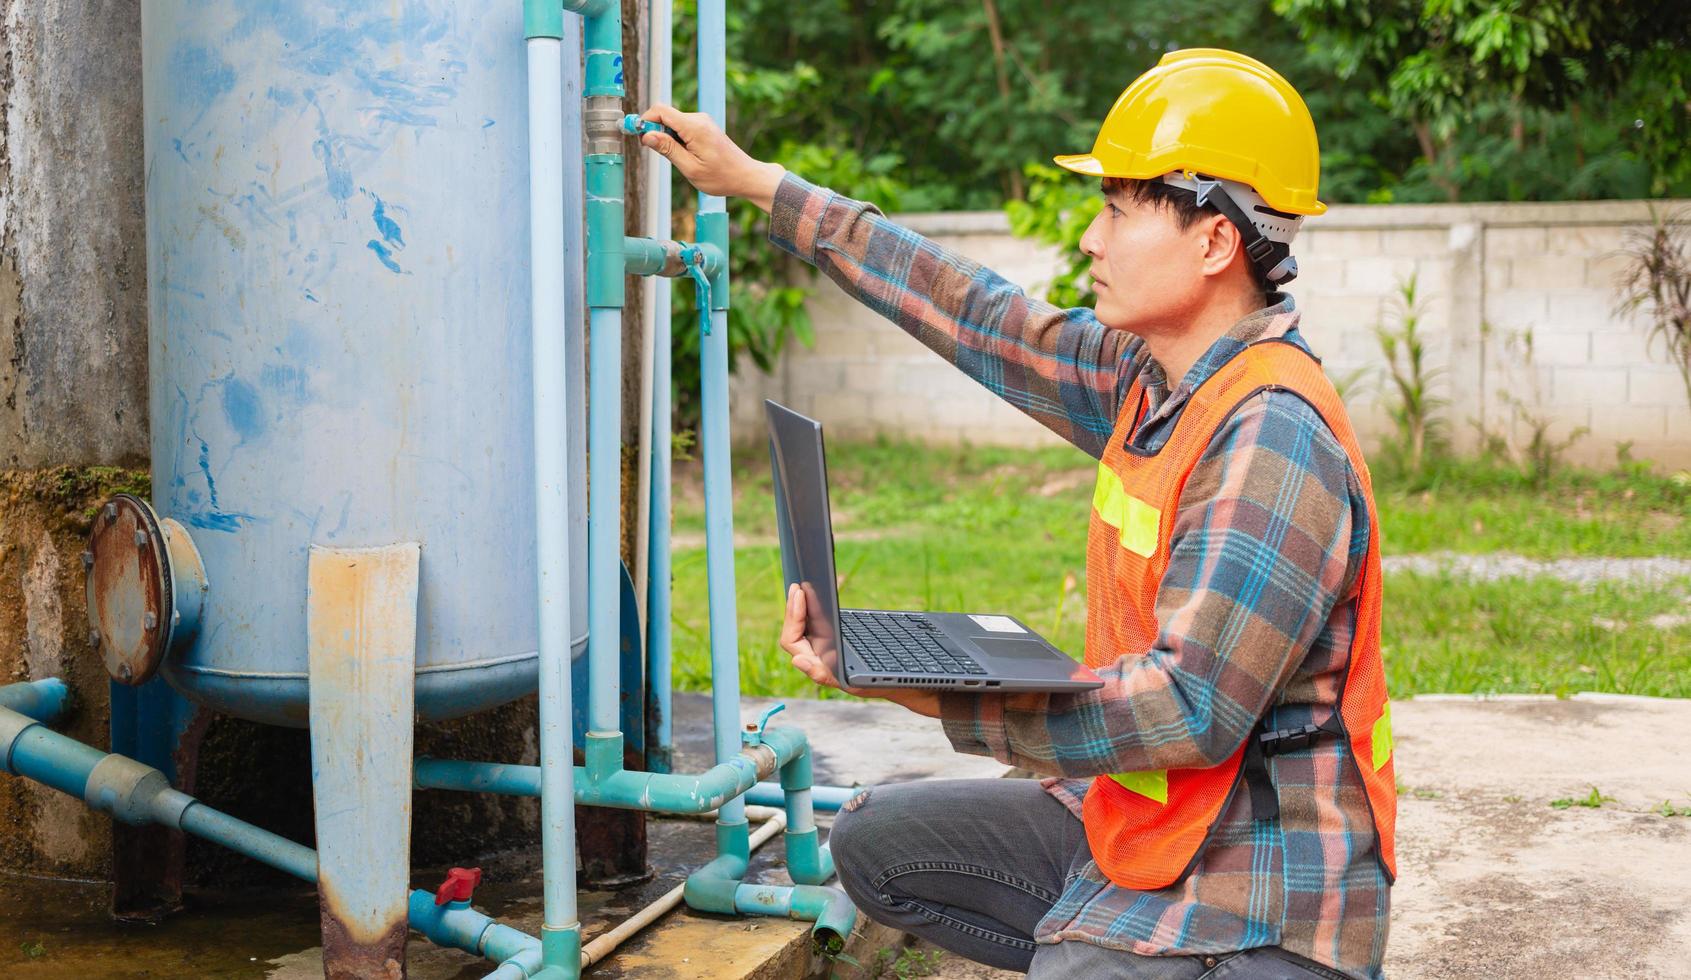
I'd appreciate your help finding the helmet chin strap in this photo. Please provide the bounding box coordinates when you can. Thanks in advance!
[1179,175,1299,286]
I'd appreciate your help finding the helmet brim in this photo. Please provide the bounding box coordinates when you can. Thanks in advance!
[1054,153,1327,215]
[1053,153,1108,177]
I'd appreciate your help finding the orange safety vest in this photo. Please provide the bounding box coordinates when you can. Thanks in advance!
[1082,338,1397,891]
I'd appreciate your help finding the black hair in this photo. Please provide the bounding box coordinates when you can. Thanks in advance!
[1101,177,1274,295]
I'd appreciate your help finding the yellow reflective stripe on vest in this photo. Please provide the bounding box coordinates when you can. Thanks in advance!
[1108,769,1169,804]
[1371,700,1393,771]
[1092,462,1160,558]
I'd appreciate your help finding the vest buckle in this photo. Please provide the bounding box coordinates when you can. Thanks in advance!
[1257,722,1326,757]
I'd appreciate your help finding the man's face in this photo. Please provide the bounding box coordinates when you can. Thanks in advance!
[1078,186,1211,336]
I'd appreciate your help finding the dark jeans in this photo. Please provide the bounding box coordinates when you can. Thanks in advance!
[827,778,1353,979]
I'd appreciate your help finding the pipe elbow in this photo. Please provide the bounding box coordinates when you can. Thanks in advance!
[756,727,808,771]
[799,884,858,956]
[783,828,833,885]
[683,852,746,915]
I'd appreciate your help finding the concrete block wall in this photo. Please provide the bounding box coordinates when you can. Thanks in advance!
[732,198,1691,470]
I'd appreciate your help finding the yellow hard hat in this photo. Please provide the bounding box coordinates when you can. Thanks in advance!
[1055,49,1324,216]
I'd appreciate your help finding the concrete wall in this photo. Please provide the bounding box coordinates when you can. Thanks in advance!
[733,199,1691,471]
[0,0,150,468]
[0,0,543,883]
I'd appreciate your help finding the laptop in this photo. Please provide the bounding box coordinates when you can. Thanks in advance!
[766,400,1103,693]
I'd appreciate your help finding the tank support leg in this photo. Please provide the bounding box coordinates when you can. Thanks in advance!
[306,543,421,980]
[109,676,208,922]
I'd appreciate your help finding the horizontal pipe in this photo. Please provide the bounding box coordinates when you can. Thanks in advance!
[734,882,857,954]
[416,731,800,814]
[684,815,858,953]
[580,808,786,971]
[5,722,105,798]
[178,799,319,881]
[0,679,69,723]
[0,705,545,974]
[623,237,726,279]
[746,781,858,812]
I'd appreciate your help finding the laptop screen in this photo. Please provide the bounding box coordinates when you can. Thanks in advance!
[765,400,846,687]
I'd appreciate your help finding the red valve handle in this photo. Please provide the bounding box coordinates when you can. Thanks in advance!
[435,866,482,906]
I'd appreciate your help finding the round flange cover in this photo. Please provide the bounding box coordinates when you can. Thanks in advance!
[85,494,173,686]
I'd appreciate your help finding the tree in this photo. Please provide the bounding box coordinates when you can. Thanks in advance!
[1273,0,1691,200]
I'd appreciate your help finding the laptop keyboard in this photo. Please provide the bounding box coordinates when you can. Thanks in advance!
[840,610,987,675]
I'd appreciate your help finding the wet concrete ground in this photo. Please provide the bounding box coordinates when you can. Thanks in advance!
[1,693,1686,977]
[0,692,1003,978]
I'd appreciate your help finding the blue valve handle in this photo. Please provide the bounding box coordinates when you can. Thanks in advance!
[678,244,713,338]
[743,702,786,746]
[620,113,685,146]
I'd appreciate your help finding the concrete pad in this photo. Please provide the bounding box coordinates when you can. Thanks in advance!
[1386,694,1691,979]
[900,693,1691,980]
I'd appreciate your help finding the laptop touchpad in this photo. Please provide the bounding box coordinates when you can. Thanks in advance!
[975,637,1051,660]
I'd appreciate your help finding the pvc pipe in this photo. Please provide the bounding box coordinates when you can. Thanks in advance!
[478,809,787,980]
[586,305,622,743]
[731,881,857,954]
[683,803,859,952]
[642,0,675,775]
[562,0,590,728]
[4,721,106,798]
[178,799,319,881]
[631,0,662,625]
[747,781,858,812]
[580,808,786,970]
[0,679,69,723]
[582,0,626,744]
[3,704,559,978]
[632,0,669,665]
[690,0,747,851]
[415,726,803,813]
[644,125,676,780]
[622,236,725,278]
[524,15,582,945]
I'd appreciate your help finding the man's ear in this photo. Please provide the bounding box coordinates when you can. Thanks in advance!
[1198,212,1243,278]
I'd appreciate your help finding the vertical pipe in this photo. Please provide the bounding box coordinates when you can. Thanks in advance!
[694,0,744,839]
[632,0,663,622]
[586,301,623,742]
[563,2,590,688]
[584,1,626,745]
[643,0,675,775]
[524,0,581,953]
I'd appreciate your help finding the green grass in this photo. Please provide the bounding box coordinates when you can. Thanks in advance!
[667,440,1691,699]
[1376,456,1691,558]
[1382,572,1691,698]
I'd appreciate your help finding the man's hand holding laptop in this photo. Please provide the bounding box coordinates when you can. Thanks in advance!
[780,582,942,718]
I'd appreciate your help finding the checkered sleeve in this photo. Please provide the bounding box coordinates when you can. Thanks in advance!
[767,172,1140,457]
[939,390,1366,776]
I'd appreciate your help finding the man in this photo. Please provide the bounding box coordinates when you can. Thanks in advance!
[638,49,1395,980]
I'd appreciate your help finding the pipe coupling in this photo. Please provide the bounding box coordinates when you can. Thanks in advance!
[740,742,780,783]
[84,753,174,826]
[658,240,689,277]
[585,97,625,155]
[0,707,37,774]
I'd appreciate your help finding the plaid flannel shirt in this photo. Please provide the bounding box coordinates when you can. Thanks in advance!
[768,173,1390,978]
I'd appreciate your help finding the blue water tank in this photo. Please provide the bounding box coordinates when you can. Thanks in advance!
[140,2,586,726]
